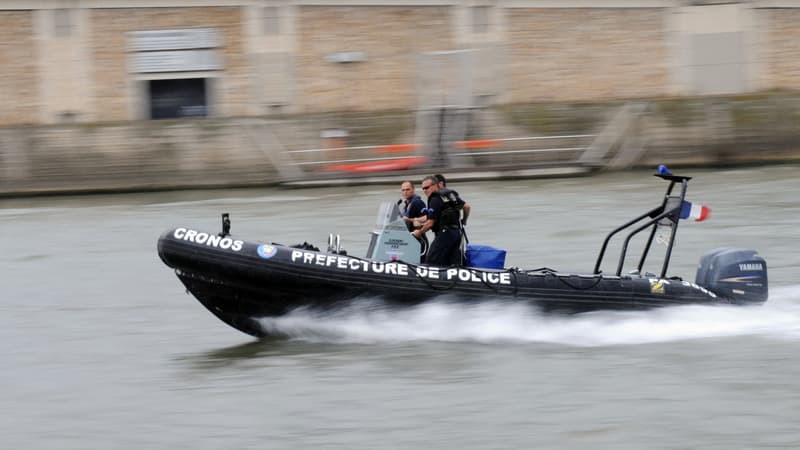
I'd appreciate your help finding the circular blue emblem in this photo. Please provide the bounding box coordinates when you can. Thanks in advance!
[257,244,278,259]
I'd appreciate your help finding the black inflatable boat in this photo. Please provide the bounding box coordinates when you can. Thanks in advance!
[158,168,768,337]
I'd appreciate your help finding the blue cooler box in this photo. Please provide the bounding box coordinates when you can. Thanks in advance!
[466,244,506,269]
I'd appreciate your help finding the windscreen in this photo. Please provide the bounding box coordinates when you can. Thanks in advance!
[375,201,402,228]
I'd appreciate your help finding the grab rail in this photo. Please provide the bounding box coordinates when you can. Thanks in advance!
[593,174,690,277]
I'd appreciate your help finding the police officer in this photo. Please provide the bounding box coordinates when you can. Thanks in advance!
[433,174,470,226]
[412,175,469,266]
[434,173,447,189]
[400,180,429,262]
[399,180,426,232]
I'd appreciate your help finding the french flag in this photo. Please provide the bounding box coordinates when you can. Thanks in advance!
[680,201,711,222]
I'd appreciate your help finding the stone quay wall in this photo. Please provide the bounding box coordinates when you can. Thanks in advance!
[2,94,800,197]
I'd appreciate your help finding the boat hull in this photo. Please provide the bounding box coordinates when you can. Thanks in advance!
[158,227,730,337]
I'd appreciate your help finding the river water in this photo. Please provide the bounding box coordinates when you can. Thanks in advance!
[2,165,799,449]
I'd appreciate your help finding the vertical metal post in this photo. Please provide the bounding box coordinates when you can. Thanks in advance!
[659,179,688,278]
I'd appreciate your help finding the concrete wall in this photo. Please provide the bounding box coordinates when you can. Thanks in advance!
[296,6,454,112]
[0,119,281,195]
[2,95,799,196]
[760,8,800,90]
[0,11,37,125]
[90,7,248,121]
[506,8,671,102]
[35,8,94,123]
[8,2,800,127]
[1,1,800,197]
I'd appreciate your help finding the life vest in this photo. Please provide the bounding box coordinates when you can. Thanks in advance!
[430,188,464,230]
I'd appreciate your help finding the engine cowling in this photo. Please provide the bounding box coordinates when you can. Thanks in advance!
[696,248,768,304]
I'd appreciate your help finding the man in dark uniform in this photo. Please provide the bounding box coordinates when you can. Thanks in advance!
[399,180,426,232]
[434,173,447,189]
[412,175,469,266]
[400,180,428,262]
[433,173,470,226]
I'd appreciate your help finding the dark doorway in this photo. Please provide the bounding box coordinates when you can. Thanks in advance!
[148,78,208,119]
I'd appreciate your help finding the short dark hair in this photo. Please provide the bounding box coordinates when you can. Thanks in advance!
[434,174,446,187]
[422,175,437,186]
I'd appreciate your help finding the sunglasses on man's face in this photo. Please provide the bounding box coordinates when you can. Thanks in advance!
[421,185,433,190]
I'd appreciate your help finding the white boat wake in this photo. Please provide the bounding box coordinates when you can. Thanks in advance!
[257,285,800,347]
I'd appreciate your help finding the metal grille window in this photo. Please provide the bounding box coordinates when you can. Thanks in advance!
[54,9,72,37]
[471,6,490,34]
[263,7,280,35]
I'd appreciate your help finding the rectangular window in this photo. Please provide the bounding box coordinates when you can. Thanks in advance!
[54,9,72,37]
[263,7,280,35]
[471,6,490,34]
[148,78,208,120]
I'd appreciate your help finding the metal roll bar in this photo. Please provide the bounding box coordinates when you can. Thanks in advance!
[593,173,691,277]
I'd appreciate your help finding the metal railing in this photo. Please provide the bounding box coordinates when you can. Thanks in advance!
[284,133,596,174]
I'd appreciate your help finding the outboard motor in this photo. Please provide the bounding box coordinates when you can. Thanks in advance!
[696,248,768,304]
